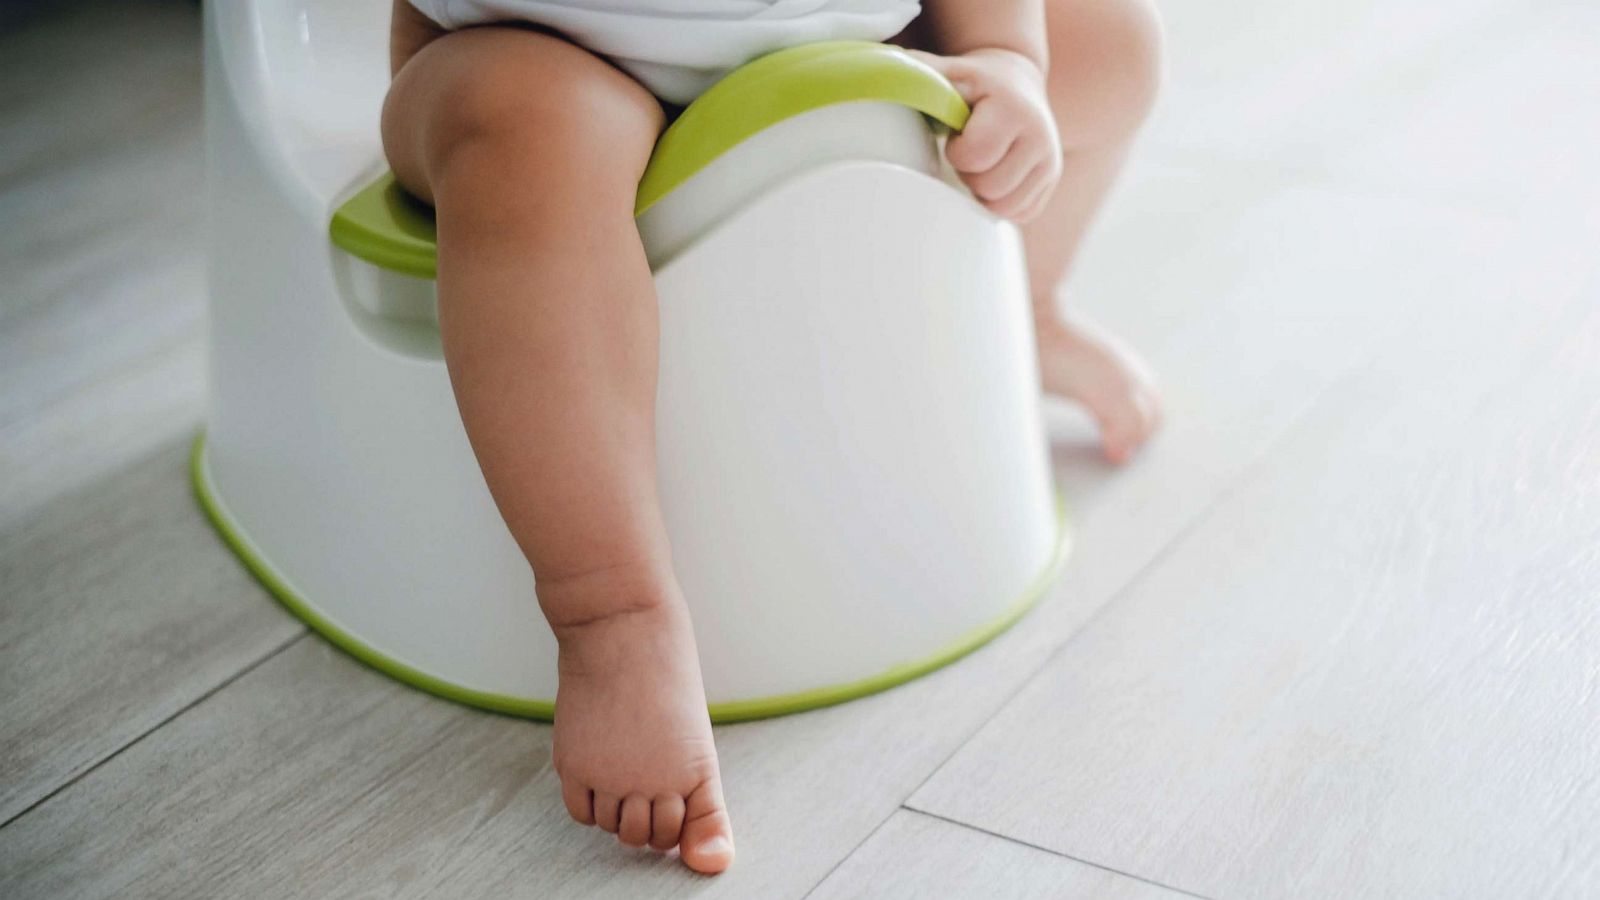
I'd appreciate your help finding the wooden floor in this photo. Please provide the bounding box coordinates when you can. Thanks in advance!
[4,1,1599,897]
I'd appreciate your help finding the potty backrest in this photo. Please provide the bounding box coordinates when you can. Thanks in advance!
[212,0,390,206]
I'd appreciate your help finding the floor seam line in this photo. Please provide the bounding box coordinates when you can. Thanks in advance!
[0,629,308,831]
[796,803,902,900]
[901,806,1215,899]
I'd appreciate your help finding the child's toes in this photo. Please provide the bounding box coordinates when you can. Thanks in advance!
[650,793,685,851]
[594,791,623,834]
[1100,393,1160,464]
[678,777,735,874]
[1099,405,1141,463]
[617,795,652,847]
[561,779,594,825]
[1123,388,1163,455]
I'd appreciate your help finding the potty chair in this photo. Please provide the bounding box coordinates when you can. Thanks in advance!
[199,0,1068,722]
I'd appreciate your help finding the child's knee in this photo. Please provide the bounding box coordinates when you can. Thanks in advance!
[1113,0,1165,125]
[1045,0,1164,147]
[388,30,664,198]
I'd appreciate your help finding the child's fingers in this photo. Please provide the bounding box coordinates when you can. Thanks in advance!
[913,49,1015,177]
[996,160,1060,223]
[900,46,1059,220]
[993,136,1062,222]
[1018,169,1060,222]
[945,101,1017,174]
[902,49,982,99]
[978,160,1042,220]
[964,135,1045,203]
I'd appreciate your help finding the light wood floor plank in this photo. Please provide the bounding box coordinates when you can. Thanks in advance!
[1331,1,1600,212]
[1150,0,1509,187]
[0,0,206,526]
[0,439,304,825]
[0,335,204,533]
[909,209,1600,897]
[0,6,245,820]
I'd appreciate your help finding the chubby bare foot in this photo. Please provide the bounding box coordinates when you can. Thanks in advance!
[545,570,734,874]
[1034,308,1162,464]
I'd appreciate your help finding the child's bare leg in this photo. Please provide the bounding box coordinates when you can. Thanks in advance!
[382,15,733,873]
[1024,0,1166,462]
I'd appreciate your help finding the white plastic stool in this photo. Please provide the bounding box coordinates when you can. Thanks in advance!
[199,0,1068,721]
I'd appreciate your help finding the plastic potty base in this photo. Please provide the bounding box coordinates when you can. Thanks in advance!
[189,432,1071,723]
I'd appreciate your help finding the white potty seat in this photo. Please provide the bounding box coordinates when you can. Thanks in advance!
[198,4,1069,722]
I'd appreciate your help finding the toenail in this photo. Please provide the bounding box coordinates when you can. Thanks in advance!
[698,836,732,856]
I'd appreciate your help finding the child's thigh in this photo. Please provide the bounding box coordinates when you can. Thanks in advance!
[381,25,665,206]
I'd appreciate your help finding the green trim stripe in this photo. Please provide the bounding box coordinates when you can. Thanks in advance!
[190,433,1069,723]
[328,41,969,279]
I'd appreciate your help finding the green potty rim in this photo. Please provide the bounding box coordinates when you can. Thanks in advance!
[327,41,969,280]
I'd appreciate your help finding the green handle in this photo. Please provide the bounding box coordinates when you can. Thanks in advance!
[633,40,971,216]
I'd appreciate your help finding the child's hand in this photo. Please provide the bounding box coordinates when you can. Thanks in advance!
[910,48,1062,223]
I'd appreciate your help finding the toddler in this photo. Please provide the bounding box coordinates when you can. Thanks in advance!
[384,0,1163,875]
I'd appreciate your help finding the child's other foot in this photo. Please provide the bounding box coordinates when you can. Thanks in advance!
[1035,310,1162,464]
[545,571,734,875]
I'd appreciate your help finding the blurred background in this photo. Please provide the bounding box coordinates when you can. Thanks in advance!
[3,1,1598,897]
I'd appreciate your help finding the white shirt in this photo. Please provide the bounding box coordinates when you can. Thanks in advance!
[408,0,923,104]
